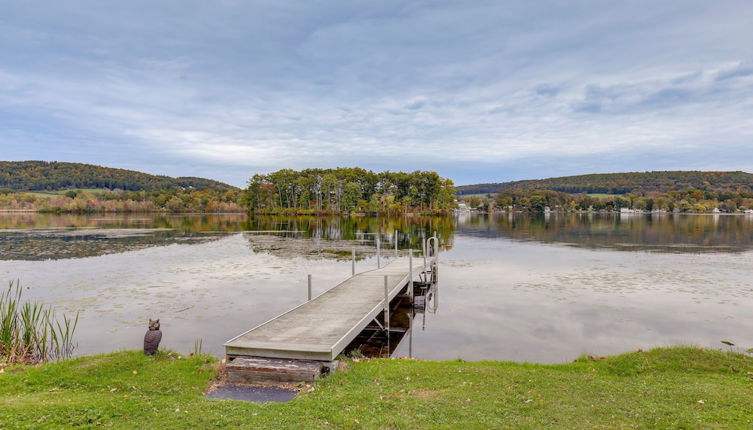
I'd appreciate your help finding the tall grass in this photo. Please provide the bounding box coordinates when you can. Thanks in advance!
[0,280,79,364]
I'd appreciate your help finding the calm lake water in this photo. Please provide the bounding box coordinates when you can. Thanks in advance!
[2,212,752,363]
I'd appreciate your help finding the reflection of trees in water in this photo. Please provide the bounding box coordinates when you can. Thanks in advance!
[0,214,456,261]
[0,229,224,261]
[457,213,753,253]
[0,214,245,261]
[244,215,456,253]
[0,213,248,234]
[4,212,752,259]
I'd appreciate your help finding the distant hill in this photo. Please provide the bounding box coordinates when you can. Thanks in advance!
[0,161,237,191]
[456,171,753,196]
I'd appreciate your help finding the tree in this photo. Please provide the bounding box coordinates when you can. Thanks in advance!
[341,182,361,212]
[529,195,547,211]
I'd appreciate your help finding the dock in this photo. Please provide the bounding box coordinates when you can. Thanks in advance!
[224,237,438,383]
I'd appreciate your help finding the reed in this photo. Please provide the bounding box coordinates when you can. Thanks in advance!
[0,280,79,364]
[193,338,203,356]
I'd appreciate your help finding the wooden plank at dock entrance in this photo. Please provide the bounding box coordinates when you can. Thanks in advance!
[224,255,432,362]
[225,357,326,385]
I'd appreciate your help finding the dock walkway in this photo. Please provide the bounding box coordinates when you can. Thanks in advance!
[224,255,431,361]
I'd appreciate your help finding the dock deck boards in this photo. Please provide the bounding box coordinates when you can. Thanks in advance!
[224,256,426,361]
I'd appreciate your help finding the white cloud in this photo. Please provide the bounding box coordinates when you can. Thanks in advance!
[1,0,752,185]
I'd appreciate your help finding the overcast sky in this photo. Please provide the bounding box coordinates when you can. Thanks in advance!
[1,1,752,186]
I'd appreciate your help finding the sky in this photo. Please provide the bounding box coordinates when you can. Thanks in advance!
[1,1,752,187]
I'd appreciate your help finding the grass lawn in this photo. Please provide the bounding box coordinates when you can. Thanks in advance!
[457,193,492,200]
[1,347,752,429]
[16,189,111,198]
[586,193,616,199]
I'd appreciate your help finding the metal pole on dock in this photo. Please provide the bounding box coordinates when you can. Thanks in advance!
[384,275,390,340]
[422,238,427,272]
[394,230,398,257]
[376,235,381,268]
[351,247,356,276]
[409,249,413,300]
[408,307,413,359]
[307,274,312,301]
[384,275,390,355]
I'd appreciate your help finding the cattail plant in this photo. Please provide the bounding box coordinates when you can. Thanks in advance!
[0,281,79,364]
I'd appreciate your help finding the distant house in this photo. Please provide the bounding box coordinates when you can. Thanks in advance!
[712,208,721,213]
[744,209,753,214]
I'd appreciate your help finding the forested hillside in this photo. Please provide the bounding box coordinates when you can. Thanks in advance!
[457,171,753,196]
[0,161,235,191]
[0,161,242,213]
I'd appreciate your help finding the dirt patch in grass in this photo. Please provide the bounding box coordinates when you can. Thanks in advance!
[76,356,117,368]
[411,389,445,399]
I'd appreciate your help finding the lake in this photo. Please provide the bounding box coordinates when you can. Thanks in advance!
[2,212,752,363]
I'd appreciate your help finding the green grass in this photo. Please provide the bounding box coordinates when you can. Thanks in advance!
[458,193,491,200]
[1,347,752,429]
[587,193,615,199]
[17,189,111,198]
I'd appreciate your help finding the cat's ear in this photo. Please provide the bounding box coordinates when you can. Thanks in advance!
[149,318,154,324]
[155,319,160,323]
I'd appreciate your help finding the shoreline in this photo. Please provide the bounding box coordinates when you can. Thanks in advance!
[0,209,247,215]
[460,209,753,216]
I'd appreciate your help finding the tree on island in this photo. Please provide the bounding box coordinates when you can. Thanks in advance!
[243,168,456,214]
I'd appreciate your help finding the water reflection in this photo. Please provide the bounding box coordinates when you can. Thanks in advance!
[0,214,244,261]
[458,212,753,253]
[0,214,456,260]
[1,212,752,362]
[5,212,753,261]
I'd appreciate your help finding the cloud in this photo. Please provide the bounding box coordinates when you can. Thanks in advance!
[715,63,753,81]
[0,1,752,186]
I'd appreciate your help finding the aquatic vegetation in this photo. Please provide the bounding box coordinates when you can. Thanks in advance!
[0,280,79,364]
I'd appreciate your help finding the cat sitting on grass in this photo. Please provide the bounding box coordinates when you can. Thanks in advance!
[143,318,162,355]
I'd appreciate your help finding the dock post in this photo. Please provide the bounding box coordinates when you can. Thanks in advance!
[394,230,398,257]
[408,313,413,358]
[383,275,389,323]
[351,247,356,276]
[307,274,312,301]
[409,249,413,300]
[376,235,381,269]
[422,238,427,272]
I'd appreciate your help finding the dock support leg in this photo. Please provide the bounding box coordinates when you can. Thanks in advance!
[351,247,356,276]
[377,236,381,269]
[394,230,398,257]
[408,308,413,359]
[409,250,413,301]
[422,238,427,272]
[307,274,312,301]
[383,275,389,330]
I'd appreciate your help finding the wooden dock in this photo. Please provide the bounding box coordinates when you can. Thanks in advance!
[224,253,436,363]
